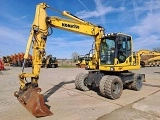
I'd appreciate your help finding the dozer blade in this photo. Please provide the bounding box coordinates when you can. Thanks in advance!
[16,87,53,117]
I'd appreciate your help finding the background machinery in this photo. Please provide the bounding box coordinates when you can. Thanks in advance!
[14,3,145,117]
[3,53,32,67]
[41,55,58,68]
[76,55,86,68]
[2,55,12,66]
[136,49,160,67]
[141,56,160,67]
[84,53,95,70]
[76,54,92,68]
[0,58,4,70]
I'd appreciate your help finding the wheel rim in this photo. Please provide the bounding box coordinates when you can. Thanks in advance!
[84,78,88,86]
[112,82,120,94]
[137,76,142,88]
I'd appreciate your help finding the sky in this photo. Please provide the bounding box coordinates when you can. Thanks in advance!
[0,0,160,59]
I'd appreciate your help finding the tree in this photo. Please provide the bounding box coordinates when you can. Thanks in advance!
[153,47,160,52]
[71,52,79,62]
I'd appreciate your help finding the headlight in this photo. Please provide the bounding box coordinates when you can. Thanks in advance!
[110,67,114,71]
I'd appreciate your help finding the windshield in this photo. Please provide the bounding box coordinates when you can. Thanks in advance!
[100,38,115,65]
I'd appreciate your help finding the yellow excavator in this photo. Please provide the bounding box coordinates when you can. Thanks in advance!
[148,56,160,67]
[84,53,95,70]
[14,3,145,117]
[142,56,160,67]
[76,54,93,69]
[137,49,160,67]
[76,55,87,68]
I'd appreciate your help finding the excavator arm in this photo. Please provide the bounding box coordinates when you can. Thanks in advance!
[14,2,106,117]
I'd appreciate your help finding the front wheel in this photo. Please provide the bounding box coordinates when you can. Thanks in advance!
[85,65,90,70]
[52,64,55,68]
[75,73,90,91]
[99,75,123,100]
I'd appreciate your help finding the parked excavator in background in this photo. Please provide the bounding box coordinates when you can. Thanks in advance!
[76,54,92,68]
[84,53,94,70]
[3,55,13,66]
[14,3,145,117]
[76,46,96,70]
[41,55,58,68]
[136,49,160,67]
[76,55,86,68]
[141,56,160,67]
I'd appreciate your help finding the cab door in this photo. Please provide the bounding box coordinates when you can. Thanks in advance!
[116,35,132,65]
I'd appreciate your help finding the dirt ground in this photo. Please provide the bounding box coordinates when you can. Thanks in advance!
[0,66,160,120]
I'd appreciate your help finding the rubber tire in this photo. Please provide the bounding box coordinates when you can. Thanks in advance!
[140,61,145,67]
[75,73,90,91]
[52,64,55,68]
[85,65,90,70]
[131,74,143,91]
[99,75,123,100]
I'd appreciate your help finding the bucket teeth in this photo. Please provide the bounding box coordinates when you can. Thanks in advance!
[16,88,53,117]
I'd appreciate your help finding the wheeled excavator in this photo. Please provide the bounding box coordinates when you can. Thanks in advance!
[14,3,145,117]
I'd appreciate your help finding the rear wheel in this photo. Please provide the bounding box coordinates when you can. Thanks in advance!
[85,65,90,70]
[99,75,123,100]
[52,64,55,68]
[140,61,145,67]
[75,73,90,91]
[131,74,143,91]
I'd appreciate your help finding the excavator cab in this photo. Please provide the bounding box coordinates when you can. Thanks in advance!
[100,33,132,65]
[99,33,139,71]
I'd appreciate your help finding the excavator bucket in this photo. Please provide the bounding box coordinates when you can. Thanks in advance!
[16,88,53,117]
